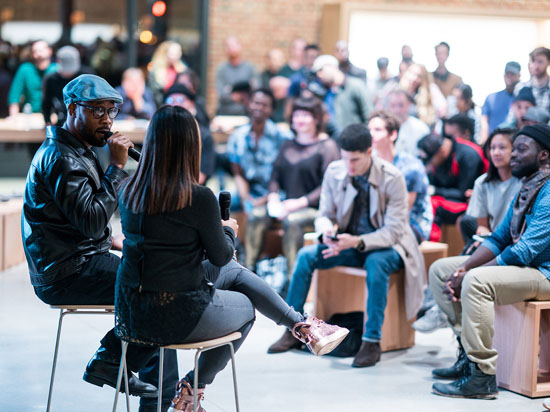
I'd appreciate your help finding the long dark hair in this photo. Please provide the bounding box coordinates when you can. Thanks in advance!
[483,127,516,183]
[120,105,201,214]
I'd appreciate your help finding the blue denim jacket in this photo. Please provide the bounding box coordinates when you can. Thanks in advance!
[482,179,550,279]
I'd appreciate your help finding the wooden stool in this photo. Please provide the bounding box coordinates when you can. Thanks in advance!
[494,301,550,397]
[47,305,128,412]
[113,332,242,412]
[419,241,448,277]
[0,198,25,271]
[312,267,414,352]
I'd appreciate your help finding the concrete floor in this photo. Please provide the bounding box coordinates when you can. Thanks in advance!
[0,261,547,412]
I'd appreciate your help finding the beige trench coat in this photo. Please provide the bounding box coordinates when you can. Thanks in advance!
[315,156,426,320]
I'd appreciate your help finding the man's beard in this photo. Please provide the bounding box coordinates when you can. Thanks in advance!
[512,162,538,178]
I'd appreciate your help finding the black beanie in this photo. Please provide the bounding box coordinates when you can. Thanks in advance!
[517,124,550,150]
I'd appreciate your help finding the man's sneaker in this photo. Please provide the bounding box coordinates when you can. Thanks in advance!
[267,330,302,354]
[432,337,469,379]
[168,379,205,412]
[432,361,498,399]
[413,305,448,333]
[292,316,349,356]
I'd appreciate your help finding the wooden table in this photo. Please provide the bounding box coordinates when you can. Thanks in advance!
[0,114,147,144]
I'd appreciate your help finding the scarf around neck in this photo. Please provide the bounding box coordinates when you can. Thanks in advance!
[510,168,550,243]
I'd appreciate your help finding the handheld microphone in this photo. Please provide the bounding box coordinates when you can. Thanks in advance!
[219,191,231,220]
[103,131,141,161]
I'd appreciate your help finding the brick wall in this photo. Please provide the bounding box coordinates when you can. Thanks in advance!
[206,0,323,115]
[205,0,550,115]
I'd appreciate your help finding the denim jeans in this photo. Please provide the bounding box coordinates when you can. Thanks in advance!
[286,244,404,341]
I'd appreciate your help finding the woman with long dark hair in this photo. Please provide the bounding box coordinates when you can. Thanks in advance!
[115,105,348,412]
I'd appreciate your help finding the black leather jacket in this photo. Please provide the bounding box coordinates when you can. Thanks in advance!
[22,126,128,286]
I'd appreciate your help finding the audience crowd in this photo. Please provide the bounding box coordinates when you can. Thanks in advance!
[5,33,550,405]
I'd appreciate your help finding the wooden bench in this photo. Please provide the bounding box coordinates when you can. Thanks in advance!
[311,241,448,352]
[0,199,25,271]
[494,301,550,397]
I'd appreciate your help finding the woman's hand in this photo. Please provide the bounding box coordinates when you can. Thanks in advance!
[111,233,125,251]
[222,218,239,237]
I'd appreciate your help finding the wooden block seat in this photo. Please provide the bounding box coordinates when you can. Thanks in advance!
[494,301,550,398]
[0,198,25,271]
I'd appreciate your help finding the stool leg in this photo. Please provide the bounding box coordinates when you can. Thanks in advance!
[46,309,66,412]
[157,348,164,412]
[193,349,201,412]
[228,342,240,412]
[112,341,130,412]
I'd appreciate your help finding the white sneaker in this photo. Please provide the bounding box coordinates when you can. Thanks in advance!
[413,305,448,333]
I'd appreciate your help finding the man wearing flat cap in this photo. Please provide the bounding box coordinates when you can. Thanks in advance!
[22,74,177,411]
[427,124,550,400]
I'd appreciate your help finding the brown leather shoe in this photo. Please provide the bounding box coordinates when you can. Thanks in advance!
[267,330,302,353]
[352,341,381,367]
[292,316,349,356]
[167,379,205,412]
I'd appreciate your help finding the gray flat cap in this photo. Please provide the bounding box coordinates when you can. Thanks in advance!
[63,74,123,106]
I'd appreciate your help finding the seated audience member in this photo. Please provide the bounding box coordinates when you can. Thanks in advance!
[369,57,391,109]
[432,41,462,98]
[216,36,256,115]
[450,84,482,143]
[399,63,447,126]
[387,89,430,156]
[459,128,522,252]
[499,86,536,130]
[174,69,210,128]
[259,48,286,89]
[286,44,320,99]
[227,89,291,260]
[247,97,339,278]
[42,45,85,126]
[116,68,156,120]
[417,132,485,242]
[164,83,215,184]
[444,113,475,143]
[279,37,307,79]
[514,47,550,112]
[309,54,370,132]
[116,105,349,412]
[267,124,425,368]
[480,61,521,144]
[221,80,252,116]
[148,40,187,106]
[368,110,433,242]
[429,124,550,399]
[269,75,291,123]
[334,40,366,83]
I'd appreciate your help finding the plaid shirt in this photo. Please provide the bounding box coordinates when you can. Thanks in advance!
[483,179,550,280]
[227,119,291,198]
[515,79,550,113]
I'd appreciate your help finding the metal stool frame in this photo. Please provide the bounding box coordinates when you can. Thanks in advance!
[112,332,241,412]
[47,305,130,412]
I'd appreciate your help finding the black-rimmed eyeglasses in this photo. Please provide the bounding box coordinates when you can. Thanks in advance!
[75,102,120,119]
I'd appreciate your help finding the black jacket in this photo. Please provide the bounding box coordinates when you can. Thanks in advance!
[22,126,128,286]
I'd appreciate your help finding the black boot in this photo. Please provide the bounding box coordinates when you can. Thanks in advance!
[432,336,469,379]
[83,346,158,398]
[352,341,381,368]
[432,361,498,399]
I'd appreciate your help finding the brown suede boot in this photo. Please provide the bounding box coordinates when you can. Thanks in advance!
[267,330,302,354]
[352,341,381,367]
[167,379,205,412]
